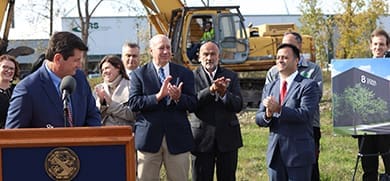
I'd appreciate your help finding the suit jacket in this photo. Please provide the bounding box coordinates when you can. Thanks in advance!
[265,58,323,128]
[95,78,136,126]
[6,65,101,128]
[128,62,197,154]
[189,66,243,153]
[255,74,320,167]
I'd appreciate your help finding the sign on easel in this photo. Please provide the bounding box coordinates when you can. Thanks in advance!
[332,58,390,135]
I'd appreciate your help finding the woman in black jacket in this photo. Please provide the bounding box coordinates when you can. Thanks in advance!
[0,55,19,128]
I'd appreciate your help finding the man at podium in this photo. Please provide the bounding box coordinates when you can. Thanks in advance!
[5,31,101,128]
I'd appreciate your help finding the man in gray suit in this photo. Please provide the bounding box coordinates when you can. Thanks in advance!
[189,41,243,181]
[256,43,321,180]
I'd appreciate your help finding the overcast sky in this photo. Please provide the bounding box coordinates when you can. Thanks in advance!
[7,0,386,39]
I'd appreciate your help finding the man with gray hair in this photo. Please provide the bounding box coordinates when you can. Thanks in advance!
[128,34,197,180]
[121,42,140,77]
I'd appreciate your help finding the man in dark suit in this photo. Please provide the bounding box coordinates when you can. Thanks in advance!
[128,34,197,180]
[189,41,243,181]
[5,31,101,128]
[256,43,321,180]
[358,29,390,181]
[121,42,140,76]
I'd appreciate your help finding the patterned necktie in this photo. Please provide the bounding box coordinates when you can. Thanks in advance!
[158,67,165,84]
[158,67,169,104]
[209,71,213,80]
[280,80,287,105]
[66,98,73,127]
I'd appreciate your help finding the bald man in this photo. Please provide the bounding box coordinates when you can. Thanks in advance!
[189,41,243,181]
[128,34,197,181]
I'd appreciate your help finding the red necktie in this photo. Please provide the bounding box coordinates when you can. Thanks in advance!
[280,80,287,104]
[67,100,73,127]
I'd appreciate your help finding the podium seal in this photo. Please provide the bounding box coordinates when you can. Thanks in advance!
[45,147,80,180]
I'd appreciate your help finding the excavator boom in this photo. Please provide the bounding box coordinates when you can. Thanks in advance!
[0,0,34,57]
[140,0,184,34]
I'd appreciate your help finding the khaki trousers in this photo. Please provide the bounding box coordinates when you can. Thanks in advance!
[137,136,189,181]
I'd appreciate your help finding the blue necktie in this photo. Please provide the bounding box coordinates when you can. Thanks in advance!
[158,67,165,84]
[158,67,170,104]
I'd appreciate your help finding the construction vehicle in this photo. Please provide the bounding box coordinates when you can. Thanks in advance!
[0,0,34,57]
[140,0,315,107]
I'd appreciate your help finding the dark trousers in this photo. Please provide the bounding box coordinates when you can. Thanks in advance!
[191,148,238,181]
[312,127,321,181]
[268,144,312,181]
[358,135,390,181]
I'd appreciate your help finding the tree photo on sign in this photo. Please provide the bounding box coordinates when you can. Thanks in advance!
[332,58,390,136]
[333,83,388,135]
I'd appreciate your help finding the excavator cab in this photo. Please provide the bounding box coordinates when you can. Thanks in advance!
[177,6,249,67]
[218,12,248,64]
[141,0,315,107]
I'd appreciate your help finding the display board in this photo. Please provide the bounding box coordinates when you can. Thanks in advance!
[332,58,390,135]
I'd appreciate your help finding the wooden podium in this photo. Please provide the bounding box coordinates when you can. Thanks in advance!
[0,126,135,181]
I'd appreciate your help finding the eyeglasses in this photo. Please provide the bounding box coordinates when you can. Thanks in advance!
[1,65,15,71]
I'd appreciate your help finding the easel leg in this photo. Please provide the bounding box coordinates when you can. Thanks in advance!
[352,135,365,181]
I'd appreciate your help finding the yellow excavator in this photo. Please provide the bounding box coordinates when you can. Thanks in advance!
[140,0,315,107]
[0,0,34,57]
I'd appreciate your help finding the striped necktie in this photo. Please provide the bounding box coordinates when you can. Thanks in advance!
[66,98,73,127]
[158,67,165,84]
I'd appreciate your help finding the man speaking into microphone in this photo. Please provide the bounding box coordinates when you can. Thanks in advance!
[6,31,101,128]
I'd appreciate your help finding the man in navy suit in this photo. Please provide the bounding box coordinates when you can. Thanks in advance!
[256,43,321,180]
[6,31,101,128]
[265,32,323,181]
[128,34,197,180]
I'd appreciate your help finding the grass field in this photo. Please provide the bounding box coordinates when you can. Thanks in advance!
[91,70,384,180]
[235,70,386,180]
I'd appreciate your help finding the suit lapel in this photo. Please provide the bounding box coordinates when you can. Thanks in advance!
[38,66,63,117]
[214,66,223,80]
[169,63,179,85]
[282,75,303,105]
[272,79,282,105]
[196,67,212,88]
[146,62,161,90]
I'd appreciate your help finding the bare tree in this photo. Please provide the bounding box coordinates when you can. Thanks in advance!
[18,0,67,37]
[76,0,103,74]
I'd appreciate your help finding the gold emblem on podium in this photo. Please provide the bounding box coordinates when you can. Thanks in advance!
[45,147,80,180]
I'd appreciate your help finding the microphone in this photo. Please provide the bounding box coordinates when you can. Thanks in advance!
[60,76,77,101]
[60,76,76,127]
